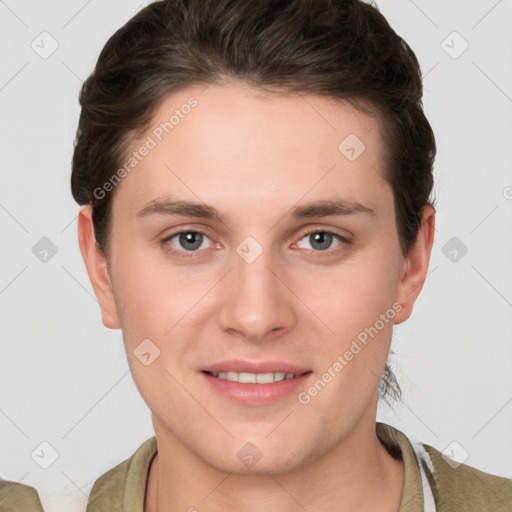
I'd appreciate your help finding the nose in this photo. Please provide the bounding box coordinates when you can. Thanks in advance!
[217,239,296,344]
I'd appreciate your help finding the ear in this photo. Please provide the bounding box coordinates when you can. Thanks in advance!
[394,205,435,325]
[77,205,121,329]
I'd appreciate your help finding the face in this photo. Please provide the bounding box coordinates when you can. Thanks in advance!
[79,81,432,475]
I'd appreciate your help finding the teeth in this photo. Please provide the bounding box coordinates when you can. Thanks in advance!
[209,371,296,383]
[239,372,256,383]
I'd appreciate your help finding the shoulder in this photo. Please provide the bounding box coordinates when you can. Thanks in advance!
[86,458,130,512]
[86,437,157,512]
[422,443,512,511]
[0,478,45,512]
[377,422,512,512]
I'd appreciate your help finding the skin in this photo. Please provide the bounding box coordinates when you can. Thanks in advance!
[78,80,435,511]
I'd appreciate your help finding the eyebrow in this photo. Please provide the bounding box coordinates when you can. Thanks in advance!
[135,197,375,222]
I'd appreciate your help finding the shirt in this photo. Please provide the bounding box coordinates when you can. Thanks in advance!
[0,478,45,512]
[85,422,512,511]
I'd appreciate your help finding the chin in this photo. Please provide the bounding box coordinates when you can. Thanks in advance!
[210,451,305,477]
[194,436,310,476]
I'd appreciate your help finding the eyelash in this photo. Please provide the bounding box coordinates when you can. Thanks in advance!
[161,228,351,259]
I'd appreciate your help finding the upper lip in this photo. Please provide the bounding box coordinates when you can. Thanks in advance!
[201,360,311,375]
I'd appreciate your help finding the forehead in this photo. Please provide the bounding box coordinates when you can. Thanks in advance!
[112,81,390,221]
[144,81,383,163]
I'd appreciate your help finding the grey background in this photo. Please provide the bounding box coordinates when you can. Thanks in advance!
[1,1,511,510]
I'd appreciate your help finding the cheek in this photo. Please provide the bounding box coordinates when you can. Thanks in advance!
[111,240,204,337]
[293,250,401,407]
[301,254,401,340]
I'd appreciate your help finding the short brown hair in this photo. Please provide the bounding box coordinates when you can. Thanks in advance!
[71,0,436,405]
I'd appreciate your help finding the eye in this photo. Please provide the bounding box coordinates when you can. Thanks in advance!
[162,230,214,257]
[161,228,350,259]
[294,229,349,255]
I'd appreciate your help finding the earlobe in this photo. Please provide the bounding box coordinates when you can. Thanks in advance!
[77,205,121,330]
[394,205,435,325]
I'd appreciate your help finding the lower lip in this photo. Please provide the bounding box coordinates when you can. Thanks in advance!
[200,372,313,405]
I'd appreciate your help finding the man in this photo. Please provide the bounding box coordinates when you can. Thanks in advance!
[70,0,512,510]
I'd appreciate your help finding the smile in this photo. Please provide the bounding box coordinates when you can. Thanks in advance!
[204,371,297,383]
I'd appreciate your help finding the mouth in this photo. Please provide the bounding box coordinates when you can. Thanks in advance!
[199,361,313,405]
